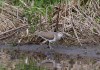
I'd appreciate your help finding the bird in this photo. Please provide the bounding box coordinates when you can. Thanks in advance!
[35,31,66,49]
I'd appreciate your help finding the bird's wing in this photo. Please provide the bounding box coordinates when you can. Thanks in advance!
[35,31,55,40]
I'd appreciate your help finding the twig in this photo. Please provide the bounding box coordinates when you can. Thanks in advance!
[19,0,29,9]
[70,13,82,46]
[0,32,16,40]
[0,24,28,40]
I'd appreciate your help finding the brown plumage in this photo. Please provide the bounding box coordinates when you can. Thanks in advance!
[35,31,55,40]
[35,31,64,49]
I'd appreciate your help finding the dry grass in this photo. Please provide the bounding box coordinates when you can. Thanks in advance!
[36,0,100,45]
[0,3,29,44]
[0,0,100,45]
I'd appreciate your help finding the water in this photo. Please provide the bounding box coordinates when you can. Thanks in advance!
[0,44,100,60]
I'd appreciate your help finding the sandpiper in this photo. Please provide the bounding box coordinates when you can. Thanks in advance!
[35,31,65,49]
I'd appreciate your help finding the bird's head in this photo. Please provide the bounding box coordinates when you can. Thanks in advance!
[57,32,66,40]
[57,32,71,39]
[58,32,64,38]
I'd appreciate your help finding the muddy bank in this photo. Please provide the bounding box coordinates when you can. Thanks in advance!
[0,44,100,61]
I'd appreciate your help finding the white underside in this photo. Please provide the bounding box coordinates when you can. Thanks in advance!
[49,35,56,43]
[38,32,63,43]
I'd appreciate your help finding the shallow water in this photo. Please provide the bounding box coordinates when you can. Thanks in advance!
[0,44,100,60]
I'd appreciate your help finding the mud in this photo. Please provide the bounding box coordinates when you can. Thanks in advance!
[0,44,100,60]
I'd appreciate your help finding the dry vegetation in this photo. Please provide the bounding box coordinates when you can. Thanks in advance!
[0,0,99,46]
[40,0,100,45]
[0,3,28,44]
[0,0,100,70]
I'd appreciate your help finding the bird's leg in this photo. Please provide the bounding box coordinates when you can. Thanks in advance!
[48,42,53,49]
[55,41,58,47]
[41,40,47,44]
